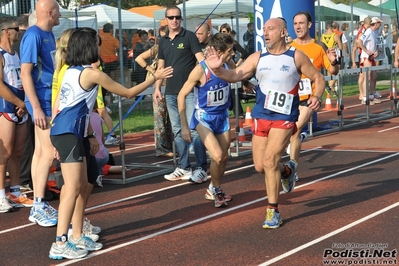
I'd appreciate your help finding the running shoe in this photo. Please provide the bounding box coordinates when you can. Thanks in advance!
[0,196,13,213]
[294,172,299,182]
[213,189,228,208]
[373,98,382,104]
[373,91,382,98]
[104,135,119,145]
[262,208,283,229]
[164,167,192,181]
[286,132,309,155]
[8,193,34,207]
[49,242,88,260]
[299,132,308,143]
[361,98,375,105]
[189,167,208,184]
[84,217,101,235]
[69,235,103,251]
[28,206,57,227]
[68,230,99,242]
[43,201,58,219]
[205,187,232,202]
[281,160,298,193]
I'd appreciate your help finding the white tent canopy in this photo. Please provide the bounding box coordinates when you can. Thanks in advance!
[368,0,390,6]
[335,3,390,22]
[79,4,154,29]
[153,0,253,20]
[53,8,98,39]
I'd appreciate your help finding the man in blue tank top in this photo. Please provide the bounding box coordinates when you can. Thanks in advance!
[206,18,324,228]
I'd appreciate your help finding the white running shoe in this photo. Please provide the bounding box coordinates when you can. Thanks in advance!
[104,135,119,145]
[373,91,382,98]
[69,235,103,251]
[299,132,308,142]
[189,167,208,183]
[84,217,101,235]
[286,132,308,155]
[0,196,13,213]
[164,167,192,181]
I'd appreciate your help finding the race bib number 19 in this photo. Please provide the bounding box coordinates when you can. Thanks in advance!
[264,89,293,115]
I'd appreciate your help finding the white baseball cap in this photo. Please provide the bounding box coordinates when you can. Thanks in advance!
[371,17,383,24]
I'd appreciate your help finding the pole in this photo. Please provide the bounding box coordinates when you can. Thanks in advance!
[235,0,239,41]
[117,0,126,183]
[183,0,186,29]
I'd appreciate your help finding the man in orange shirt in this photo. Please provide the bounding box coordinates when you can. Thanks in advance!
[287,11,339,181]
[100,23,119,79]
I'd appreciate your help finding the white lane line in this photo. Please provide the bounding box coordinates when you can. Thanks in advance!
[55,152,399,266]
[378,125,399,133]
[258,201,399,266]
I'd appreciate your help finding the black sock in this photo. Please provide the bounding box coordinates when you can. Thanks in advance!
[268,203,279,212]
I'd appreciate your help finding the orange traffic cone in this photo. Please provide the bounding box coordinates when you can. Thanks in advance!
[238,120,246,142]
[243,106,253,126]
[322,94,334,111]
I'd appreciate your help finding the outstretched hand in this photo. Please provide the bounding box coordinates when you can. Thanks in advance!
[205,46,223,70]
[154,66,173,80]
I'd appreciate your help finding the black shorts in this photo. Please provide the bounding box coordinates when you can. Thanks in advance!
[299,99,309,106]
[51,134,85,163]
[51,134,98,185]
[83,137,99,186]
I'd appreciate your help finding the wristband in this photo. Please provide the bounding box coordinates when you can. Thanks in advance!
[331,59,339,66]
[143,64,148,69]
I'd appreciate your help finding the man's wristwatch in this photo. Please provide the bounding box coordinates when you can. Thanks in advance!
[88,132,96,138]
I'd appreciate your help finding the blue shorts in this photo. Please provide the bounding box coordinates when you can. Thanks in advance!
[190,109,230,135]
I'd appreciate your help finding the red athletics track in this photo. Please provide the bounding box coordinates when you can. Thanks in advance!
[0,91,398,266]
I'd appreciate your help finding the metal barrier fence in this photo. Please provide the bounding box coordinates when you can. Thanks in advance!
[103,64,399,184]
[310,64,398,137]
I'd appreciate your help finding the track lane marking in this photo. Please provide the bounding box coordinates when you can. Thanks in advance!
[54,151,399,265]
[258,201,399,266]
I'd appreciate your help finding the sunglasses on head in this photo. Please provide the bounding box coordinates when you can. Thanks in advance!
[2,26,19,32]
[166,15,182,20]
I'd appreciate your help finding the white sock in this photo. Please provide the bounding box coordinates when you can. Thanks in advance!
[0,188,6,198]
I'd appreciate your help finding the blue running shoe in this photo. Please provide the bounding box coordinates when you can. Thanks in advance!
[281,160,298,193]
[28,205,57,227]
[262,208,283,229]
[43,201,58,219]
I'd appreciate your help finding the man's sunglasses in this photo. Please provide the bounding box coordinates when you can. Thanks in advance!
[166,16,182,20]
[2,27,19,32]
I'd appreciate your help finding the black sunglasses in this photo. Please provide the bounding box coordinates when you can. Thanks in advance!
[166,15,182,20]
[2,26,19,32]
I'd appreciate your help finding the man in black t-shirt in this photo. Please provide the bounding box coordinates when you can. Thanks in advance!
[154,5,208,185]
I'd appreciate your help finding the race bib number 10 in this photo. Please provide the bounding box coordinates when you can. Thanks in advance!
[264,89,293,115]
[298,78,312,96]
[207,86,229,107]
